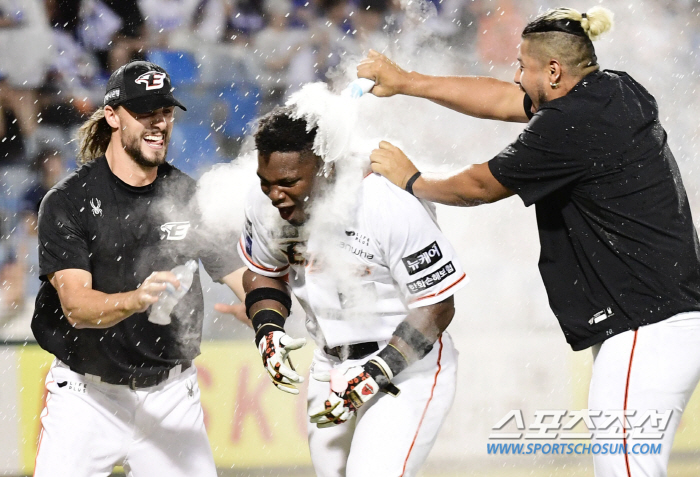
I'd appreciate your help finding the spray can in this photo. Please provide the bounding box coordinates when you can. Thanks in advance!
[341,78,376,98]
[148,260,198,325]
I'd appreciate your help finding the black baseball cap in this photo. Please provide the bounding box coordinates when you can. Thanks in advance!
[103,61,187,114]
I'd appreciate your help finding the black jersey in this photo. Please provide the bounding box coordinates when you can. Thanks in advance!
[33,156,237,381]
[489,70,700,351]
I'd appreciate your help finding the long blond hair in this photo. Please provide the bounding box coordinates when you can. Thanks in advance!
[76,107,112,164]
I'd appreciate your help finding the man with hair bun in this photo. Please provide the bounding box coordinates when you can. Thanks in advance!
[359,6,700,477]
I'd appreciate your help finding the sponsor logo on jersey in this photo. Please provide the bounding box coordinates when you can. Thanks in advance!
[90,198,103,217]
[339,241,374,260]
[135,71,166,90]
[160,221,191,241]
[402,241,442,275]
[406,261,455,294]
[588,307,615,325]
[345,229,370,246]
[57,381,87,394]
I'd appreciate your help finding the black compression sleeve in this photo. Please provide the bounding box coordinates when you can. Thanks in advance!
[245,287,292,317]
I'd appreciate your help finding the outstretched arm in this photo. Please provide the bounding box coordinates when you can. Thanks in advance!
[357,50,529,123]
[370,141,514,206]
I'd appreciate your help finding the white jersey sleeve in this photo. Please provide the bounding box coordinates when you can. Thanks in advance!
[363,174,468,309]
[237,186,291,278]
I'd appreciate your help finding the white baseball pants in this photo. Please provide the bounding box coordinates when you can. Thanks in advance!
[307,333,458,477]
[589,312,700,477]
[34,360,216,477]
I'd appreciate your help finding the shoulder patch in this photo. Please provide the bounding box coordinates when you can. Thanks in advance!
[402,241,442,275]
[406,261,455,294]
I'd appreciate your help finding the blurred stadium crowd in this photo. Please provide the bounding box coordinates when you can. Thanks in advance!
[0,0,698,341]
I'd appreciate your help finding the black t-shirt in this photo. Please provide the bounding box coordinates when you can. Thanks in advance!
[33,157,237,381]
[489,70,700,351]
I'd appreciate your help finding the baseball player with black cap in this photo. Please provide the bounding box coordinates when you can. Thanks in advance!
[32,61,242,477]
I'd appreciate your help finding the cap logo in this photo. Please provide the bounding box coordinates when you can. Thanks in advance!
[135,71,166,91]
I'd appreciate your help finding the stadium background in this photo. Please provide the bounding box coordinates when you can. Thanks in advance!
[0,0,699,475]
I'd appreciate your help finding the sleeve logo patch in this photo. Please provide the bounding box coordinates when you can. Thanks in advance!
[402,241,442,275]
[244,219,253,256]
[407,261,455,294]
[160,221,191,241]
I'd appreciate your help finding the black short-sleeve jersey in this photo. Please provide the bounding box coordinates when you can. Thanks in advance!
[489,70,700,350]
[33,156,238,381]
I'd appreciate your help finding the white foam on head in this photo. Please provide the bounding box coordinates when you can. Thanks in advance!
[286,82,365,164]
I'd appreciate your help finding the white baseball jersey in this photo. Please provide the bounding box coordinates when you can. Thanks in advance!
[238,173,468,348]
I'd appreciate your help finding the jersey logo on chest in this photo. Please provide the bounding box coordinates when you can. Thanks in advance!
[160,221,191,241]
[90,198,103,217]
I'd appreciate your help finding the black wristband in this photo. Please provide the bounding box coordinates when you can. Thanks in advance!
[376,344,409,378]
[405,171,422,196]
[393,321,434,359]
[252,308,286,345]
[245,287,292,318]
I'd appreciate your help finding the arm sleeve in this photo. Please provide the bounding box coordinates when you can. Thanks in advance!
[371,180,468,309]
[237,195,290,278]
[488,107,591,206]
[37,189,91,279]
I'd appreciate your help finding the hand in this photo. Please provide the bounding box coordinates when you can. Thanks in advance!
[370,141,419,190]
[214,302,252,328]
[308,366,382,427]
[129,271,180,313]
[259,330,307,394]
[357,50,410,97]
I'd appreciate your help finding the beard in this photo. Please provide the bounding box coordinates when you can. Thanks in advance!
[530,82,548,111]
[121,131,168,168]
